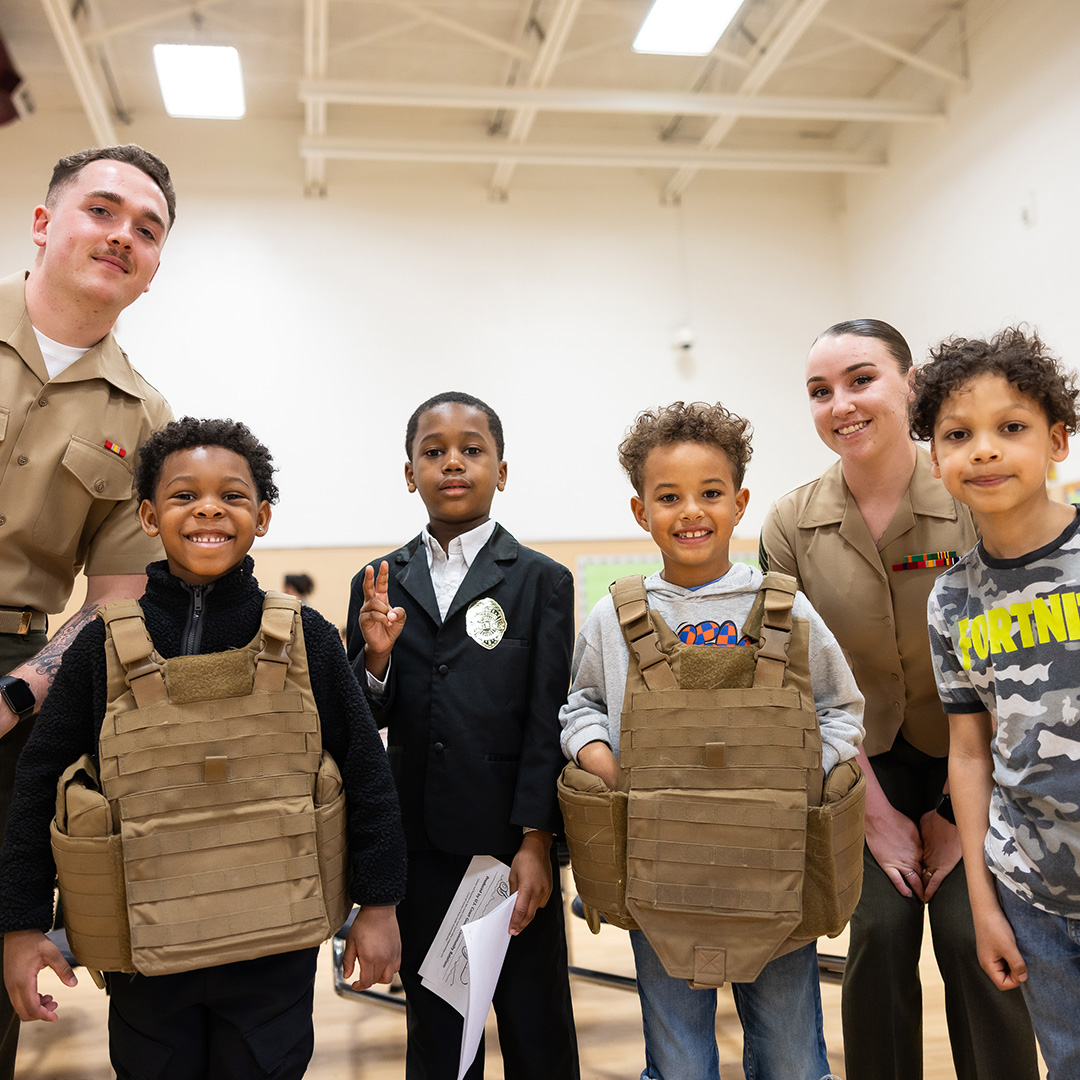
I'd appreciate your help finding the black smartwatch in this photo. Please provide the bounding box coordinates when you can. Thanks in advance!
[935,792,956,825]
[0,676,36,722]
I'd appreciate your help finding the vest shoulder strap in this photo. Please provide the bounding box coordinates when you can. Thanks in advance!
[254,591,302,693]
[753,572,797,688]
[99,600,167,707]
[611,571,799,690]
[609,576,678,691]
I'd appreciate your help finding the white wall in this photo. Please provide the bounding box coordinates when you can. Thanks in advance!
[0,116,843,547]
[9,0,1080,548]
[841,0,1080,484]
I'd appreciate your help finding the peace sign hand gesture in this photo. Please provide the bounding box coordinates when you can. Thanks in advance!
[358,561,406,678]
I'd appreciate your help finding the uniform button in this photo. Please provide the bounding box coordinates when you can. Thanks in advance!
[438,664,449,675]
[16,455,27,466]
[38,398,48,408]
[0,516,6,526]
[883,616,893,627]
[891,672,900,681]
[434,742,445,755]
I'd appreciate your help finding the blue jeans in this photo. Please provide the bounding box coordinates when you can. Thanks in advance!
[997,881,1080,1078]
[629,931,836,1080]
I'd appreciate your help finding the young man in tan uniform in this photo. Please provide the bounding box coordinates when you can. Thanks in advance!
[0,144,175,1079]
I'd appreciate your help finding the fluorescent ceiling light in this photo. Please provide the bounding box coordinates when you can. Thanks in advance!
[633,0,743,56]
[153,44,245,119]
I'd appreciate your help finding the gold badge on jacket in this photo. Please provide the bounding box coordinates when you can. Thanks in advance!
[466,597,507,650]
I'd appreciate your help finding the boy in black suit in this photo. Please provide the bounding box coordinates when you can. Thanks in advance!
[346,392,579,1080]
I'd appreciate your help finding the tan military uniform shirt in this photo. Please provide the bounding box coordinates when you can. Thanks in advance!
[761,448,976,758]
[0,272,172,614]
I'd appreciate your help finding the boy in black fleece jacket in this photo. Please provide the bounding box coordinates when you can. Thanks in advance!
[0,418,406,1080]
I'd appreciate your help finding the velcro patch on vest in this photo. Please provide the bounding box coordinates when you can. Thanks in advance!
[674,642,755,690]
[165,651,255,703]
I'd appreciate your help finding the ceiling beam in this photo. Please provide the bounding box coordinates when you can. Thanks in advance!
[80,0,231,46]
[329,16,426,56]
[299,79,943,123]
[661,0,833,202]
[391,2,530,60]
[300,135,886,173]
[302,0,329,197]
[489,0,585,199]
[39,0,117,145]
[818,14,968,87]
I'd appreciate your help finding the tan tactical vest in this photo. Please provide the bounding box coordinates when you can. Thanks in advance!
[559,573,864,988]
[50,593,351,981]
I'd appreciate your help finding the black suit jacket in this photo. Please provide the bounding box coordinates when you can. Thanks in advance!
[346,525,574,855]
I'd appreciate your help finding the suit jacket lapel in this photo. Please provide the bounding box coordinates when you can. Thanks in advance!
[394,537,442,625]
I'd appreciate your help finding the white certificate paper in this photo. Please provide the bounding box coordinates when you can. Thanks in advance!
[417,855,516,1079]
[457,892,515,1079]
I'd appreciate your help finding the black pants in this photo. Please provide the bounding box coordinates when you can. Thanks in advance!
[106,948,319,1080]
[398,848,579,1080]
[841,737,1038,1080]
[0,629,47,1080]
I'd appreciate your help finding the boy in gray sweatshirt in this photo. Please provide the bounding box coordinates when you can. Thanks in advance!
[560,401,862,1080]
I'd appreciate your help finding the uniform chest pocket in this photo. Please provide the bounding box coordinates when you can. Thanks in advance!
[33,435,135,558]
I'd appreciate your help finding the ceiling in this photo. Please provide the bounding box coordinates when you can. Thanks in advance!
[1,0,1006,198]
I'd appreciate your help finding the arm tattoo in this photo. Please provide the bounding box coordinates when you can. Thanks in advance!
[27,604,99,689]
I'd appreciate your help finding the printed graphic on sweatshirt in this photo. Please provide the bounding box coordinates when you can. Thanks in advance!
[927,527,1080,917]
[677,620,751,647]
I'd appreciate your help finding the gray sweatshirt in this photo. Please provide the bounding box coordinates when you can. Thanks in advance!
[559,562,864,775]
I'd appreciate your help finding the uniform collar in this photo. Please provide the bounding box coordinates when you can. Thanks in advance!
[795,447,957,529]
[0,271,148,399]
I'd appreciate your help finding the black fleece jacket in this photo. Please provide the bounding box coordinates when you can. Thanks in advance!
[0,557,406,934]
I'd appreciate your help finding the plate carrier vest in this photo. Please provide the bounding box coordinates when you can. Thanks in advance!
[50,592,351,981]
[558,572,864,987]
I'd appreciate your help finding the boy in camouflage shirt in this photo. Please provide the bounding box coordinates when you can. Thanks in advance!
[912,328,1080,1077]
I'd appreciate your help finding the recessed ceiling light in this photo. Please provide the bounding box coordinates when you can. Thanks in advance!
[153,44,245,119]
[633,0,744,56]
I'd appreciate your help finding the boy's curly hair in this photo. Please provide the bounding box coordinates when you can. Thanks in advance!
[135,417,280,505]
[910,327,1080,441]
[618,401,753,495]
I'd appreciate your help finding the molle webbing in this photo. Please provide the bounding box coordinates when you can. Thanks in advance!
[616,573,821,987]
[558,574,864,984]
[54,593,350,978]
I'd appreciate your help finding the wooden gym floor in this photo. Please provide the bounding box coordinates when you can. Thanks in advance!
[15,894,1046,1079]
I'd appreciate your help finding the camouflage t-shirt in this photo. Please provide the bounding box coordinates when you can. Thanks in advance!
[927,509,1080,917]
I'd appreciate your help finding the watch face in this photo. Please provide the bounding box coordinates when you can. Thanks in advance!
[0,677,35,716]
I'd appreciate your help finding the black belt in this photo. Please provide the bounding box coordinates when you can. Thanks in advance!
[0,608,48,635]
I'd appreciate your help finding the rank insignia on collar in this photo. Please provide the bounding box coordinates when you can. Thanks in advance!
[104,440,127,458]
[466,597,507,650]
[891,550,958,571]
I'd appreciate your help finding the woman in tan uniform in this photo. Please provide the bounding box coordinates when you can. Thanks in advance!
[760,320,1037,1080]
